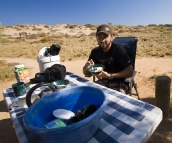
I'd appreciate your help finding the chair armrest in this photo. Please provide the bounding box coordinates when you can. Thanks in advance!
[125,71,137,83]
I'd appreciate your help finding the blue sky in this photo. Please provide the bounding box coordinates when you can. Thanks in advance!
[0,0,172,26]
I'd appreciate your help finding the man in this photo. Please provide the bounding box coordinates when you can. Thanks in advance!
[83,24,133,93]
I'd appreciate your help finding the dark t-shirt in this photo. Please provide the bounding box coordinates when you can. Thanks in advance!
[88,42,132,81]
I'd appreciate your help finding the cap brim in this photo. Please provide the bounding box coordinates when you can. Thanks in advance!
[97,31,110,36]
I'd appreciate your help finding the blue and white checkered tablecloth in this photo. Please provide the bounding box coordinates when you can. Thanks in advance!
[3,72,162,143]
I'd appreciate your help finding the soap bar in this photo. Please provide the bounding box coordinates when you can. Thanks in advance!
[45,119,66,129]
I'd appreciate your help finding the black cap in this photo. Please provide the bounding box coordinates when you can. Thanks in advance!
[96,24,113,35]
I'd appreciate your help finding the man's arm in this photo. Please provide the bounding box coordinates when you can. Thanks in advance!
[111,65,133,78]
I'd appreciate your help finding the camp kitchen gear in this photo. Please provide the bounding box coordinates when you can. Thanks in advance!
[25,83,55,107]
[26,80,69,107]
[23,86,107,143]
[12,82,26,97]
[50,80,69,90]
[88,64,105,75]
[53,109,75,120]
[44,119,66,129]
[81,104,98,119]
[37,47,60,73]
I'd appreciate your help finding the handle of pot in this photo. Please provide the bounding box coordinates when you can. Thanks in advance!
[26,83,55,107]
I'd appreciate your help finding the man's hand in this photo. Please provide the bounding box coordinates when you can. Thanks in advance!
[83,59,94,76]
[96,70,110,79]
[84,59,94,69]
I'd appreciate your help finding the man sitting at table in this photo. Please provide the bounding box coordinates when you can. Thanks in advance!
[82,24,133,94]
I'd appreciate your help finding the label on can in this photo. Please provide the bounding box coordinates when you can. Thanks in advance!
[15,64,30,84]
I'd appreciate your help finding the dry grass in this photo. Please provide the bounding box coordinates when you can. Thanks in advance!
[0,35,97,61]
[0,60,19,82]
[1,24,172,61]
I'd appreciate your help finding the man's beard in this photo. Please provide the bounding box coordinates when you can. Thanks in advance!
[99,41,111,51]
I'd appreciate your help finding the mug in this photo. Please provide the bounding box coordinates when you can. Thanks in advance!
[12,82,26,97]
[81,104,97,119]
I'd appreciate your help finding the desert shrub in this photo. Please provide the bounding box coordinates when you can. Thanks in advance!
[13,39,23,43]
[39,36,53,43]
[38,33,47,37]
[90,27,96,31]
[64,34,70,38]
[163,31,171,34]
[148,24,157,27]
[158,24,164,27]
[6,26,13,28]
[65,24,78,29]
[159,53,165,57]
[164,24,172,27]
[27,34,37,39]
[0,60,17,82]
[165,52,171,55]
[16,28,22,31]
[37,28,42,31]
[137,25,144,27]
[84,24,94,28]
[32,26,39,31]
[0,38,11,44]
[118,29,125,33]
[89,32,96,36]
[44,25,50,28]
[150,51,157,56]
[160,29,164,32]
[19,25,25,28]
[85,24,97,30]
[32,28,36,31]
[50,29,57,33]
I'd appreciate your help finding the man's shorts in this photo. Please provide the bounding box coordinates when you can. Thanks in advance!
[95,79,129,94]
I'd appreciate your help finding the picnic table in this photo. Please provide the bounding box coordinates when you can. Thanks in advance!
[3,72,162,143]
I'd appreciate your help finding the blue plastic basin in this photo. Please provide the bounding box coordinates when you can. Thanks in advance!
[23,86,107,143]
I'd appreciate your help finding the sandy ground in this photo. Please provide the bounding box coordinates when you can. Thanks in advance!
[0,57,172,143]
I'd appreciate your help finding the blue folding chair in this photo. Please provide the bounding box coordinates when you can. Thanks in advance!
[92,37,140,99]
[113,37,140,99]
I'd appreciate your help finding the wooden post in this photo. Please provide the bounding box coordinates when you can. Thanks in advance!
[155,76,171,118]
